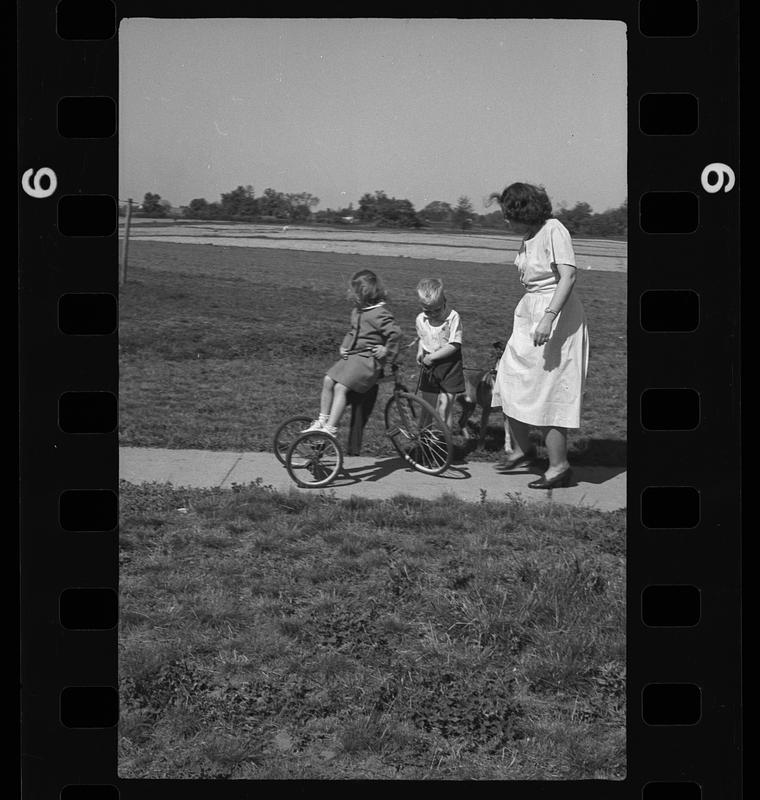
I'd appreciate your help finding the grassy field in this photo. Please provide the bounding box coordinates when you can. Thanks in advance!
[118,240,626,464]
[119,481,625,780]
[118,241,627,778]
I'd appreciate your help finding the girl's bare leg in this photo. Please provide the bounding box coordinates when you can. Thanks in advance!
[506,416,533,457]
[326,382,349,428]
[320,375,336,417]
[543,426,570,476]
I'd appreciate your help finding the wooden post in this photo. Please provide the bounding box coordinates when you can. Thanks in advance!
[120,198,133,286]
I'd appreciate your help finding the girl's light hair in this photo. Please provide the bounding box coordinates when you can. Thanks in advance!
[348,269,386,306]
[416,277,445,306]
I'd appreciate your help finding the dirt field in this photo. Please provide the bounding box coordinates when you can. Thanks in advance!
[120,221,628,272]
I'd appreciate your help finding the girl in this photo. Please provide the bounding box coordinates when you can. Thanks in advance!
[414,277,466,430]
[303,270,402,437]
[488,182,590,489]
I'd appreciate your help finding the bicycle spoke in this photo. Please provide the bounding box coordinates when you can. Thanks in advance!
[308,460,331,481]
[293,441,333,466]
[385,393,454,476]
[419,432,447,466]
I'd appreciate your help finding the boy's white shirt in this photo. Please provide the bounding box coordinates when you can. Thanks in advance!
[415,308,463,353]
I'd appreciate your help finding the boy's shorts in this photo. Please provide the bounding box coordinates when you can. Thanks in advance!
[419,356,466,395]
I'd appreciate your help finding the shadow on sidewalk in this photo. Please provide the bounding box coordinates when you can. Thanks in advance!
[329,456,471,486]
[491,462,625,487]
[568,465,626,485]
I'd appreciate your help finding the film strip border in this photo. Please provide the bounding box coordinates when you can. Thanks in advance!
[630,2,740,796]
[18,1,740,796]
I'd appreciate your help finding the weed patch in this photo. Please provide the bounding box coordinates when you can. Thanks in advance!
[119,481,625,779]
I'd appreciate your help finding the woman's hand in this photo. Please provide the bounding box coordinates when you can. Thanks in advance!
[533,315,554,346]
[372,345,388,359]
[339,345,349,359]
[422,353,435,367]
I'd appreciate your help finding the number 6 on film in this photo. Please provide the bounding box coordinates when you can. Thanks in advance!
[700,163,736,194]
[21,167,58,199]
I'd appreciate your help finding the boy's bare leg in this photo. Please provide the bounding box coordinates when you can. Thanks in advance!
[437,392,454,430]
[419,391,438,428]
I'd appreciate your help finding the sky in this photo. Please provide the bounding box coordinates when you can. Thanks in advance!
[119,18,627,215]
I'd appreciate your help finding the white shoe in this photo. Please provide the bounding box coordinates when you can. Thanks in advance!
[302,419,325,433]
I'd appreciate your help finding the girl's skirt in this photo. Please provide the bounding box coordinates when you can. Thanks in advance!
[327,353,383,394]
[491,291,589,429]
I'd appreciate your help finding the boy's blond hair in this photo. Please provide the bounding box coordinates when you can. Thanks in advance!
[416,277,445,306]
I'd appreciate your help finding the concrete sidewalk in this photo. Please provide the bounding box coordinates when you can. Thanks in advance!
[119,447,626,512]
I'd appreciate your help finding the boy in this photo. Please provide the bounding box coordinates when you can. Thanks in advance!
[415,278,466,430]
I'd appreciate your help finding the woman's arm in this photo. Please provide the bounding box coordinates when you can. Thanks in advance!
[533,263,577,346]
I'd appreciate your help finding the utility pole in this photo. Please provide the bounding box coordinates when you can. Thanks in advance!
[120,198,133,286]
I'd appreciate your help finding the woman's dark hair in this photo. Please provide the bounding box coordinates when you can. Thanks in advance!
[488,182,553,225]
[348,269,386,306]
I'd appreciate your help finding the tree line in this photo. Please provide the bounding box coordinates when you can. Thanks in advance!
[131,187,627,239]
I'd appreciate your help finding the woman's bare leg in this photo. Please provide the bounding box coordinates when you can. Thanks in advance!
[544,426,570,476]
[502,413,512,451]
[506,416,533,456]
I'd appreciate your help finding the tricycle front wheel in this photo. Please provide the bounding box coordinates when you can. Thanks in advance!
[285,431,344,488]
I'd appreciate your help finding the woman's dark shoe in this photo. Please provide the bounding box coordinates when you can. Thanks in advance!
[527,467,573,489]
[497,450,537,471]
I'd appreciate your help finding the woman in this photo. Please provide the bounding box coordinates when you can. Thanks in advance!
[489,182,589,489]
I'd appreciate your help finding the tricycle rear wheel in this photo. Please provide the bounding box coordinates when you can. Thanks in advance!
[273,415,313,464]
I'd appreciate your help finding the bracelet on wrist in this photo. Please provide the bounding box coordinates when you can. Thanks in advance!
[545,308,558,317]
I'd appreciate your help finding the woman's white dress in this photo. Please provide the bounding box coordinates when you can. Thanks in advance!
[491,218,589,429]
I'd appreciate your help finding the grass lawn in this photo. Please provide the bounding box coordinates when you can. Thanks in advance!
[118,241,626,464]
[119,481,625,780]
